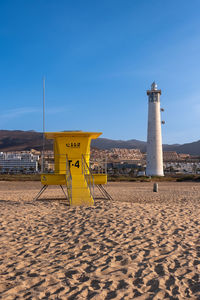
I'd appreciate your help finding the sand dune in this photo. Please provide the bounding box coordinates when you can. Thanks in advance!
[0,181,200,299]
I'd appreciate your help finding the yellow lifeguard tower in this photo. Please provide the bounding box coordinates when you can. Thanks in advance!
[34,131,110,206]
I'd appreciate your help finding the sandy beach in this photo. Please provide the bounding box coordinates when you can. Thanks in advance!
[0,181,200,299]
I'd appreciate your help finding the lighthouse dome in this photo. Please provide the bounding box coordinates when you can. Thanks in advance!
[151,81,157,90]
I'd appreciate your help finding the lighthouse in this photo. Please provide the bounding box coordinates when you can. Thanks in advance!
[146,82,164,176]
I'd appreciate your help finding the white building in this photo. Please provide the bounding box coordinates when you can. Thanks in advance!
[0,152,39,173]
[146,82,164,176]
[164,162,200,174]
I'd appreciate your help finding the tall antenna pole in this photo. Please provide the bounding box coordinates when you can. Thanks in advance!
[42,76,45,173]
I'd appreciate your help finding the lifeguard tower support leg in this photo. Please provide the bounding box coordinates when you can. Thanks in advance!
[34,185,68,201]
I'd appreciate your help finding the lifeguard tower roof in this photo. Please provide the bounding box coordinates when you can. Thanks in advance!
[45,131,102,139]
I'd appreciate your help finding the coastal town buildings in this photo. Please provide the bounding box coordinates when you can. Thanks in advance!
[0,151,39,173]
[0,148,199,175]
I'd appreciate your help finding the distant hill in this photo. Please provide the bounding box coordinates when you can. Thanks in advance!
[91,138,147,152]
[163,140,200,156]
[91,138,200,156]
[0,130,52,151]
[0,130,200,156]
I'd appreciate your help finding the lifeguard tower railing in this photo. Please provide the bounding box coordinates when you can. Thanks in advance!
[89,156,107,174]
[42,153,108,200]
[82,155,94,198]
[88,156,111,200]
[37,154,73,204]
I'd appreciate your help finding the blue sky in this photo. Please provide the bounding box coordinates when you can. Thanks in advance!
[0,0,200,144]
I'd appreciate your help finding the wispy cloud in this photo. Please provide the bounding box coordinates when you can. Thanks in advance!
[0,107,40,119]
[0,106,71,120]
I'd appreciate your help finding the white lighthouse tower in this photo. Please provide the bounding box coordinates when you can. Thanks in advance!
[146,82,164,176]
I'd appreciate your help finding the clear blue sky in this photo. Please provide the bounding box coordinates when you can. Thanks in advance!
[0,0,200,144]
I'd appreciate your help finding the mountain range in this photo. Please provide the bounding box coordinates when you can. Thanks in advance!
[0,130,200,156]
